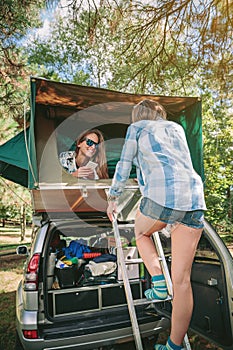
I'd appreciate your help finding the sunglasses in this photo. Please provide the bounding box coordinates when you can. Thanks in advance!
[85,137,99,148]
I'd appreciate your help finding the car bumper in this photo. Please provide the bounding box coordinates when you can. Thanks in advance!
[16,317,169,350]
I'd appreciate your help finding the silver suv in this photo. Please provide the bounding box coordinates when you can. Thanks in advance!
[15,214,233,350]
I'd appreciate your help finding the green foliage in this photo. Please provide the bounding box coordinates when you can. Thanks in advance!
[0,178,32,223]
[26,0,232,97]
[1,0,232,232]
[0,0,47,140]
[202,94,233,232]
[0,0,48,221]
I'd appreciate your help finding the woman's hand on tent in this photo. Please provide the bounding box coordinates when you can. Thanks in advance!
[107,201,118,222]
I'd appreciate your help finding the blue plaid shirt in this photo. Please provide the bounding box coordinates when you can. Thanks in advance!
[109,119,206,211]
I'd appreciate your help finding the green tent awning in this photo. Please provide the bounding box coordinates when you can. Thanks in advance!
[0,129,29,187]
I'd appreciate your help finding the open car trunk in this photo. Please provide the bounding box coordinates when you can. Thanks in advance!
[1,77,233,349]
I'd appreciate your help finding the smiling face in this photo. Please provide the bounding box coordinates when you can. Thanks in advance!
[77,132,99,159]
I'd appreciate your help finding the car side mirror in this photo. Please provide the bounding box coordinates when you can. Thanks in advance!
[16,245,29,255]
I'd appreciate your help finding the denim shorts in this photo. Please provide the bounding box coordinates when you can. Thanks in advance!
[139,197,204,229]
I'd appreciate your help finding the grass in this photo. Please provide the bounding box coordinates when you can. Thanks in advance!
[0,255,25,350]
[0,226,23,232]
[220,234,233,244]
[0,291,17,350]
[0,225,31,248]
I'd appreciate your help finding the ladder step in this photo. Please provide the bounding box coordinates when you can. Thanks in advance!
[117,224,135,228]
[124,258,143,264]
[133,295,173,306]
[123,257,164,264]
[112,217,192,350]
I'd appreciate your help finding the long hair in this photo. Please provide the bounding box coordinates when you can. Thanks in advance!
[132,99,167,123]
[75,129,109,179]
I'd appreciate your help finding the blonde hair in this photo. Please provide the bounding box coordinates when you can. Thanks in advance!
[132,99,167,123]
[76,129,109,179]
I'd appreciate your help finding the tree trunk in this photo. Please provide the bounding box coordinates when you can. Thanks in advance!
[20,204,26,241]
[227,186,232,221]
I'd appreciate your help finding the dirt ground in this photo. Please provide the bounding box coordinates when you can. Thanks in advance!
[0,228,32,245]
[0,254,26,292]
[0,228,31,292]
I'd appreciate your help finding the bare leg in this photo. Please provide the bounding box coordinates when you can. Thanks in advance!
[134,210,166,276]
[170,224,202,346]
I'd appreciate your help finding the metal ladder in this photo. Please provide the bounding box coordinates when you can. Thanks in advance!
[112,218,192,350]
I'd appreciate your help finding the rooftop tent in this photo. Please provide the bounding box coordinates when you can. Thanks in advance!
[28,77,203,189]
[0,77,204,194]
[0,129,29,187]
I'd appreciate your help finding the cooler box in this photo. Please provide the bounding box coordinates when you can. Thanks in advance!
[55,265,79,288]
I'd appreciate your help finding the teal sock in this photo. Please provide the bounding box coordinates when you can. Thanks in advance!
[167,337,183,350]
[144,274,168,300]
[154,337,183,350]
[151,274,165,283]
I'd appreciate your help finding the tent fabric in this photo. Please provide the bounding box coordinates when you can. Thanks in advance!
[0,77,204,189]
[0,129,29,187]
[33,77,200,116]
[170,101,204,180]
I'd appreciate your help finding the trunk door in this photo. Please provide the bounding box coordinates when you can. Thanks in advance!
[155,221,233,349]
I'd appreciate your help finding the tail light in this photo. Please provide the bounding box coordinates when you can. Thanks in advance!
[24,253,41,291]
[23,329,38,339]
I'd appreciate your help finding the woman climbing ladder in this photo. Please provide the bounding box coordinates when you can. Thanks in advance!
[107,99,206,350]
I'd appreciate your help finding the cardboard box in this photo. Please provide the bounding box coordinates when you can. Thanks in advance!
[107,236,129,249]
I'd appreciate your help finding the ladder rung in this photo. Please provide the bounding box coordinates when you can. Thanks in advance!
[123,257,164,263]
[112,218,192,350]
[133,295,173,306]
[124,258,143,264]
[117,224,135,228]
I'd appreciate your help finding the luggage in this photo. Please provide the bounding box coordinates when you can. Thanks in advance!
[55,265,82,288]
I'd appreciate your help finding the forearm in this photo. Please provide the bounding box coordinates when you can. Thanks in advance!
[109,160,132,197]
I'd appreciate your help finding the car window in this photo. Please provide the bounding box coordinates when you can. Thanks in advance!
[195,232,219,261]
[160,229,219,262]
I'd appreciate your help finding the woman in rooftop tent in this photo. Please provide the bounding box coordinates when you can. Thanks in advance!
[59,128,109,179]
[107,100,206,350]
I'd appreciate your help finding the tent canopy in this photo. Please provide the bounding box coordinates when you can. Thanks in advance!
[0,77,204,191]
[0,129,29,187]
